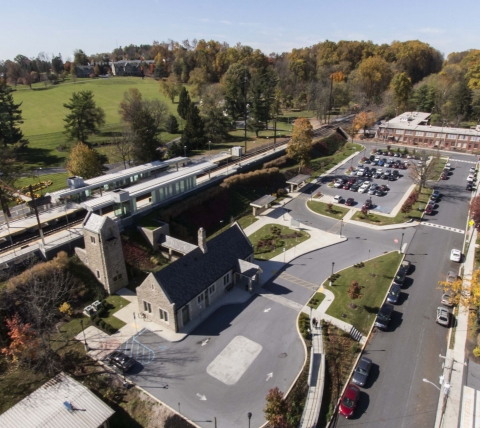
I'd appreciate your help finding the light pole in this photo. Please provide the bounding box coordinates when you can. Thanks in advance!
[183,145,187,157]
[247,412,252,428]
[244,69,248,153]
[79,319,90,351]
[339,220,343,236]
[208,140,211,151]
[330,262,335,286]
[399,232,404,253]
[422,378,441,391]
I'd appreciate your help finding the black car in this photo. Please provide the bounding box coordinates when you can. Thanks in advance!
[388,174,396,181]
[392,170,399,177]
[393,267,407,286]
[374,189,384,196]
[467,183,474,191]
[363,198,373,209]
[352,357,372,387]
[106,351,136,372]
[375,303,394,330]
[387,284,401,304]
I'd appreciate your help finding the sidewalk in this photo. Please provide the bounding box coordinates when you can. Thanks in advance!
[435,227,477,428]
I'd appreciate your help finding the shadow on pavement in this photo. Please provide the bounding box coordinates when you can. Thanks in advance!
[387,311,403,332]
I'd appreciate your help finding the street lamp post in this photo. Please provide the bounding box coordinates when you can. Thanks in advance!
[399,232,404,253]
[208,140,211,151]
[339,220,343,236]
[183,145,187,157]
[247,412,252,428]
[330,262,335,286]
[244,69,248,153]
[79,319,90,351]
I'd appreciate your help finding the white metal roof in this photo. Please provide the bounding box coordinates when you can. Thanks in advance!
[48,158,187,199]
[380,122,480,137]
[81,195,116,212]
[387,111,431,126]
[0,372,114,428]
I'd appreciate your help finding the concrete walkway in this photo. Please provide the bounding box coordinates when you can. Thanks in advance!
[435,227,476,428]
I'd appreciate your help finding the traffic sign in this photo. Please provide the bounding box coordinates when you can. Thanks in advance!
[394,238,399,244]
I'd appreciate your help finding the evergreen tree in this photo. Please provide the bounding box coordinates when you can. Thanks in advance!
[131,111,161,163]
[181,102,207,150]
[63,90,105,143]
[0,84,27,148]
[166,141,183,159]
[451,79,473,122]
[177,87,191,120]
[165,114,180,134]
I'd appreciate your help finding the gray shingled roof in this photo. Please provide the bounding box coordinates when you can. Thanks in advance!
[159,235,198,254]
[250,195,276,208]
[154,223,254,309]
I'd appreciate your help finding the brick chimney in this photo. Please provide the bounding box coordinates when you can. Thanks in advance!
[198,227,208,254]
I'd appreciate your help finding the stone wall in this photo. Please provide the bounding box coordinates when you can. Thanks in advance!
[137,222,170,250]
[137,273,177,332]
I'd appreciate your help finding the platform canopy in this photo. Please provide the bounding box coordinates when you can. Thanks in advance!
[250,195,276,208]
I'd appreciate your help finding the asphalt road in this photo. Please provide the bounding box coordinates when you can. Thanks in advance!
[331,145,475,427]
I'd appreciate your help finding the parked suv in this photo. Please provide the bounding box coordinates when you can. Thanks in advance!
[393,267,407,286]
[106,351,136,372]
[375,303,394,330]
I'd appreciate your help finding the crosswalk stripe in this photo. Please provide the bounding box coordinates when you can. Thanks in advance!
[257,291,304,311]
[279,272,320,290]
[422,222,465,234]
[450,159,477,164]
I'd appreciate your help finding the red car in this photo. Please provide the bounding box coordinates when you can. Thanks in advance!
[343,183,351,190]
[425,203,434,214]
[339,384,361,418]
[345,198,354,206]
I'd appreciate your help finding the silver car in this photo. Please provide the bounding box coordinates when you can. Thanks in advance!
[436,307,451,327]
[352,357,372,387]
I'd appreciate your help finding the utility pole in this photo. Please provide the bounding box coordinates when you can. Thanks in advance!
[29,185,46,247]
[244,69,248,154]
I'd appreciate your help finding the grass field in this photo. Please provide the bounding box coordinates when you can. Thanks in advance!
[324,252,402,334]
[307,200,349,219]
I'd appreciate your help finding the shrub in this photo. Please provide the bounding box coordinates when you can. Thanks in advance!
[99,320,107,330]
[96,307,107,318]
[474,347,480,357]
[59,302,73,317]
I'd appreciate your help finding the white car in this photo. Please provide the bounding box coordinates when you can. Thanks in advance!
[357,170,365,177]
[470,167,476,173]
[445,163,451,169]
[334,179,344,188]
[467,175,475,182]
[359,183,371,193]
[450,249,462,262]
[333,195,344,203]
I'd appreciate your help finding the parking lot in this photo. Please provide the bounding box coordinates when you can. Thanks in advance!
[317,150,417,214]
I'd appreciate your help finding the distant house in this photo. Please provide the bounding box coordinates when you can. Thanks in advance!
[0,372,114,428]
[75,65,95,78]
[111,60,154,77]
[136,223,260,332]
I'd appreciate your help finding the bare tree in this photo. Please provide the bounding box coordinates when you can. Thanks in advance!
[408,150,439,193]
[112,130,135,169]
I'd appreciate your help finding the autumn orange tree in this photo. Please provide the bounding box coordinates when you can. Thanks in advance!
[470,196,480,227]
[352,111,376,136]
[1,314,39,364]
[438,270,480,308]
[66,142,103,179]
[264,387,291,428]
[287,118,313,172]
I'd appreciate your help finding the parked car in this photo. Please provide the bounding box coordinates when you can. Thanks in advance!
[436,307,451,327]
[352,357,372,387]
[388,174,396,181]
[379,184,389,192]
[374,189,384,196]
[363,198,373,209]
[334,195,344,203]
[392,170,399,177]
[467,174,475,182]
[368,184,378,195]
[334,178,345,188]
[441,172,448,180]
[467,183,474,191]
[345,197,355,206]
[401,260,411,274]
[393,267,407,286]
[425,203,434,215]
[339,384,361,418]
[106,351,136,372]
[348,177,357,184]
[431,190,440,201]
[450,249,462,262]
[343,182,351,190]
[441,292,455,307]
[375,303,394,330]
[387,284,401,304]
[446,271,457,284]
[469,167,476,174]
[445,163,451,169]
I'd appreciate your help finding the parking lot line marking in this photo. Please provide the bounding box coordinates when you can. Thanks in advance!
[258,291,304,311]
[422,222,465,234]
[120,328,156,365]
[450,159,477,164]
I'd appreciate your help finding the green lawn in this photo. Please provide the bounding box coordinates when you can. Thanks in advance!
[325,251,403,334]
[15,172,69,195]
[308,292,326,309]
[307,200,349,219]
[432,157,448,179]
[352,187,433,225]
[249,224,310,260]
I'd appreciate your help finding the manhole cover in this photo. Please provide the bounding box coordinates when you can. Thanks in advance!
[278,353,288,358]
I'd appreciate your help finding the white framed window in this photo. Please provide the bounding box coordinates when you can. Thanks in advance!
[96,270,100,278]
[143,300,152,313]
[415,131,424,136]
[426,132,434,137]
[405,130,413,135]
[197,293,204,305]
[223,272,231,286]
[159,308,169,322]
[209,284,216,295]
[458,135,468,140]
[447,134,457,139]
[90,236,96,244]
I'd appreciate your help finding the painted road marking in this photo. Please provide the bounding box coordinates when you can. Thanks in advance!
[207,336,263,385]
[264,308,271,313]
[422,222,465,234]
[201,339,210,346]
[450,159,477,164]
[279,272,320,291]
[258,291,304,311]
[120,328,155,366]
[196,393,207,401]
[266,372,273,381]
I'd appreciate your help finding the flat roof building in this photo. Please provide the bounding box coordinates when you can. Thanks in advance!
[377,112,480,153]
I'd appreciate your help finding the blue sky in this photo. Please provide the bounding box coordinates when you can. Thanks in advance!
[2,0,479,61]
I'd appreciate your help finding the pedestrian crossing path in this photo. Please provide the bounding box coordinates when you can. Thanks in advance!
[349,326,363,342]
[450,158,477,164]
[278,272,321,291]
[422,222,465,234]
[257,291,304,311]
